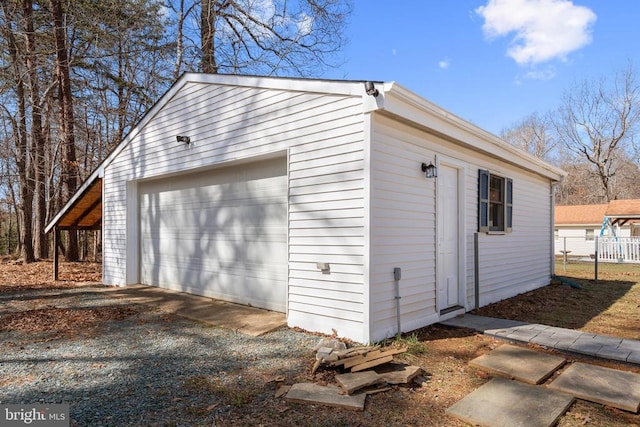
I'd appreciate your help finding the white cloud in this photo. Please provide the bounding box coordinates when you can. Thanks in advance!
[523,67,557,80]
[476,0,596,66]
[248,0,276,21]
[438,59,451,69]
[296,13,313,35]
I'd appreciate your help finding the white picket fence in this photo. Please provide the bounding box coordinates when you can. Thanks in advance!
[597,237,640,263]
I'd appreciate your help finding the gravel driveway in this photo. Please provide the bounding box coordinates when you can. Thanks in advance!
[0,287,318,426]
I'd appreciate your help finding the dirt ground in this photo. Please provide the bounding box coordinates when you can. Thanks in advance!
[2,260,640,426]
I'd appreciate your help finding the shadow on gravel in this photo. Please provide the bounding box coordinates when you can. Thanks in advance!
[0,289,115,304]
[0,304,316,426]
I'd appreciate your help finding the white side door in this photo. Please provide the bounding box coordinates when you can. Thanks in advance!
[437,163,460,311]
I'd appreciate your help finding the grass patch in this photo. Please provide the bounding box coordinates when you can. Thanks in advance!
[380,332,428,355]
[477,261,640,339]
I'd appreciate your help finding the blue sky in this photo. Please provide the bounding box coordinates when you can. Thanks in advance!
[324,0,639,135]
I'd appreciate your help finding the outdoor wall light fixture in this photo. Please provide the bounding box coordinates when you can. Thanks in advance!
[316,262,331,274]
[421,162,438,178]
[364,81,379,97]
[176,135,191,144]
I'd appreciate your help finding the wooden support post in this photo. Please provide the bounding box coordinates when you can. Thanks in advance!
[594,235,598,284]
[54,227,60,281]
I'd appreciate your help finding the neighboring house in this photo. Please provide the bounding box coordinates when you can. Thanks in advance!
[46,74,565,344]
[555,200,640,257]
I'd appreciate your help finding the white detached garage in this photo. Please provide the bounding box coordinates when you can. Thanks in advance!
[47,73,566,344]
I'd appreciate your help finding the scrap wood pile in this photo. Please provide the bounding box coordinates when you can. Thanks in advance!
[282,338,426,411]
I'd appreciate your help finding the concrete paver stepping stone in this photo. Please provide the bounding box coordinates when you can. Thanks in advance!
[374,362,422,384]
[335,371,384,395]
[285,383,366,411]
[446,377,574,427]
[469,344,566,384]
[547,362,640,413]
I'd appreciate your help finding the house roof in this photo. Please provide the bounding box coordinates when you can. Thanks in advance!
[606,199,640,219]
[555,204,609,226]
[46,73,567,234]
[555,199,640,227]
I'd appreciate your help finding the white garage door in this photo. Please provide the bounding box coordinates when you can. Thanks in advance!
[138,157,288,312]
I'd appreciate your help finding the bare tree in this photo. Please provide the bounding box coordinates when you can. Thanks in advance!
[554,64,640,201]
[22,0,49,259]
[500,112,558,161]
[169,0,351,77]
[169,0,197,79]
[0,0,351,262]
[0,2,35,263]
[50,0,79,261]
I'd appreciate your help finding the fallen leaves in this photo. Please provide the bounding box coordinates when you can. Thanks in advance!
[0,260,101,292]
[0,306,139,336]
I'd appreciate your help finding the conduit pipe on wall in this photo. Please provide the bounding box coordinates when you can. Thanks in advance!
[474,232,479,312]
[393,267,402,338]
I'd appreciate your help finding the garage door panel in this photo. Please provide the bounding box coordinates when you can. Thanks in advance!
[139,157,287,312]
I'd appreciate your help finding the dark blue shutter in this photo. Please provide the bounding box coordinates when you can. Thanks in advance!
[478,169,489,232]
[506,178,513,232]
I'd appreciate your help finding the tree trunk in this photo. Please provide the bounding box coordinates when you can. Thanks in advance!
[1,4,36,263]
[50,0,79,261]
[15,79,35,264]
[23,0,48,259]
[174,0,186,79]
[200,0,218,73]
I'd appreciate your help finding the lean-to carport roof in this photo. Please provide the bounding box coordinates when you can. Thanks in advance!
[44,175,102,232]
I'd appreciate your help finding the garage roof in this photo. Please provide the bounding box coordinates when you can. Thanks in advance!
[45,73,567,234]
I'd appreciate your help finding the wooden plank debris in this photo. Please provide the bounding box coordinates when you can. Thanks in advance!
[285,383,366,411]
[330,346,381,363]
[341,350,383,368]
[375,363,422,385]
[331,346,407,371]
[364,386,393,395]
[292,344,419,410]
[335,371,385,395]
[352,355,394,372]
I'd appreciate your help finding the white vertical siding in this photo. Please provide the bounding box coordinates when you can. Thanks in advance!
[102,79,368,342]
[100,76,559,344]
[368,114,555,341]
[475,170,552,306]
[369,116,438,342]
[287,124,367,342]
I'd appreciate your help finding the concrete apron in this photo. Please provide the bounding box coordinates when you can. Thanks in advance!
[97,284,287,336]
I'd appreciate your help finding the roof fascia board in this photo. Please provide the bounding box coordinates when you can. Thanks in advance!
[377,82,567,182]
[184,73,367,96]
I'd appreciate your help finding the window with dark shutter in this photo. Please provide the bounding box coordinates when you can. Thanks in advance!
[478,169,513,233]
